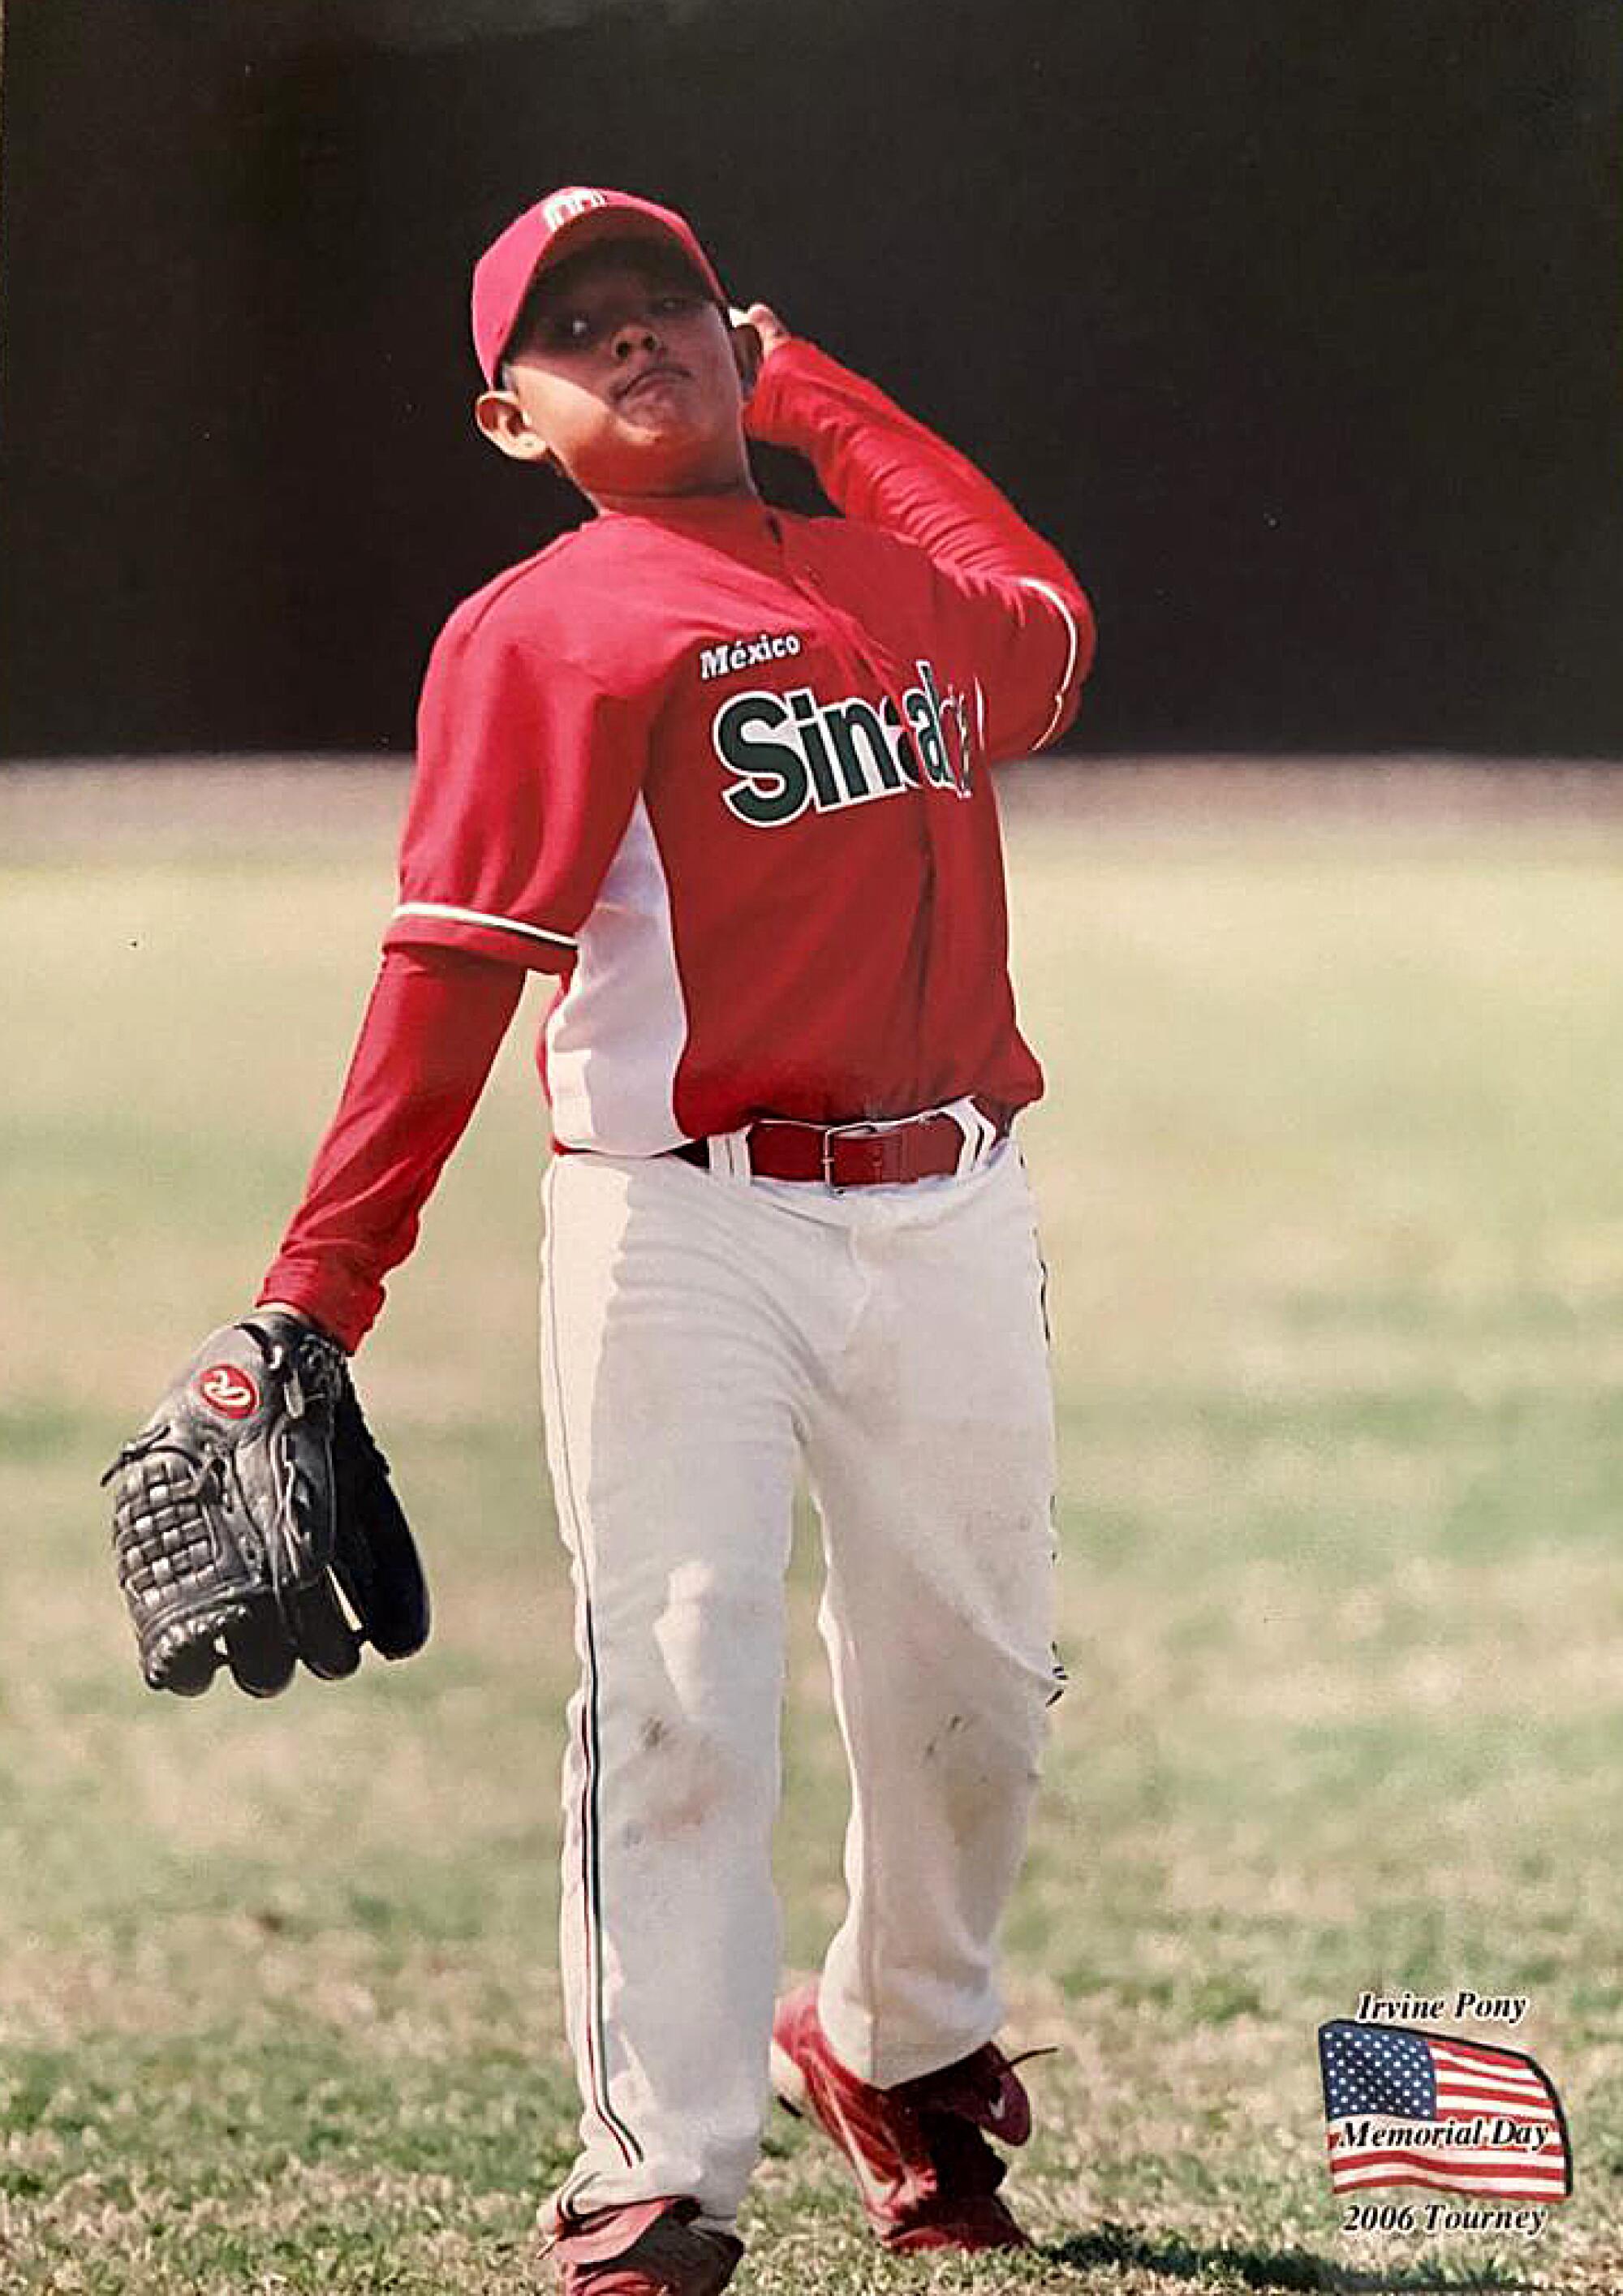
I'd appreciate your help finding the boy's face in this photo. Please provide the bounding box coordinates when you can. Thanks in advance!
[475,242,759,501]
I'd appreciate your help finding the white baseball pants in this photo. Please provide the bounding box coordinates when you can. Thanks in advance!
[538,1139,1060,2230]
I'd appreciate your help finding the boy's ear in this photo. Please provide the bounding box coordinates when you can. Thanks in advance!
[730,317,764,401]
[474,388,557,465]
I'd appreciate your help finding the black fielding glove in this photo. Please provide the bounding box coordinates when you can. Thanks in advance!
[104,1310,430,1697]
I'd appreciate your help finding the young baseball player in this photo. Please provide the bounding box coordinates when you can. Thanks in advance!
[256,187,1093,2294]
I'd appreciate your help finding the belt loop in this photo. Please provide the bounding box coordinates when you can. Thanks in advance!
[943,1096,999,1177]
[706,1128,754,1184]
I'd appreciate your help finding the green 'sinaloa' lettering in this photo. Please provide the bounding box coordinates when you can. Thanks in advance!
[711,662,971,829]
[709,693,811,827]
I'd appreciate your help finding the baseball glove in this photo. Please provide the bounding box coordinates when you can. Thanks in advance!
[104,1309,430,1697]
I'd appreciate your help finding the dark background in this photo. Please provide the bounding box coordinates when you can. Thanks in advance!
[2,0,1619,760]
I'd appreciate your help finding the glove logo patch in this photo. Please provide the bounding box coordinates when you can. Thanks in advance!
[196,1363,259,1419]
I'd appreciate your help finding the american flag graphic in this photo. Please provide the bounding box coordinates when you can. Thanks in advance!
[1317,2021,1572,2201]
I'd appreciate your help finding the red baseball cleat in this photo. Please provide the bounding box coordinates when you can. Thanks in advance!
[769,1982,1035,2252]
[549,2197,743,2294]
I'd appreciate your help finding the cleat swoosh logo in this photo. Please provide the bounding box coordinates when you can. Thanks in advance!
[982,2073,1031,2144]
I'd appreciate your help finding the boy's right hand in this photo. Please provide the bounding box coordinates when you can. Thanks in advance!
[737,301,792,360]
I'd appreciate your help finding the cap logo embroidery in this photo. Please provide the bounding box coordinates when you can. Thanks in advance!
[541,187,610,230]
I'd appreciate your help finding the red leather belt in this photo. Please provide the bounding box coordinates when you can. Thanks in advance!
[669,1096,1010,1189]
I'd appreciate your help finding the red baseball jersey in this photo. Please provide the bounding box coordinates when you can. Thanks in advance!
[261,339,1093,1346]
[385,342,1091,1150]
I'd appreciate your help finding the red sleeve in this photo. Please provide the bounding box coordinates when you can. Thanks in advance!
[746,338,1096,760]
[384,609,652,971]
[257,946,523,1352]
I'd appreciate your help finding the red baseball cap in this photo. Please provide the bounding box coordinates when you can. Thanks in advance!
[471,186,728,386]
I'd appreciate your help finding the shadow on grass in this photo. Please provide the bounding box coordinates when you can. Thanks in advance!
[1041,2221,1538,2292]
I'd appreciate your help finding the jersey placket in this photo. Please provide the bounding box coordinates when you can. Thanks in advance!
[768,520,936,838]
[768,519,960,1114]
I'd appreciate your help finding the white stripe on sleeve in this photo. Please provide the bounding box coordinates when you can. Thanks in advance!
[391,900,578,953]
[1018,576,1085,752]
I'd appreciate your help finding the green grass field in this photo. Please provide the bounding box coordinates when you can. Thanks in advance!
[4,764,1623,2294]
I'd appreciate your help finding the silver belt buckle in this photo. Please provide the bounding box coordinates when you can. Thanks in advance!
[821,1118,887,1193]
